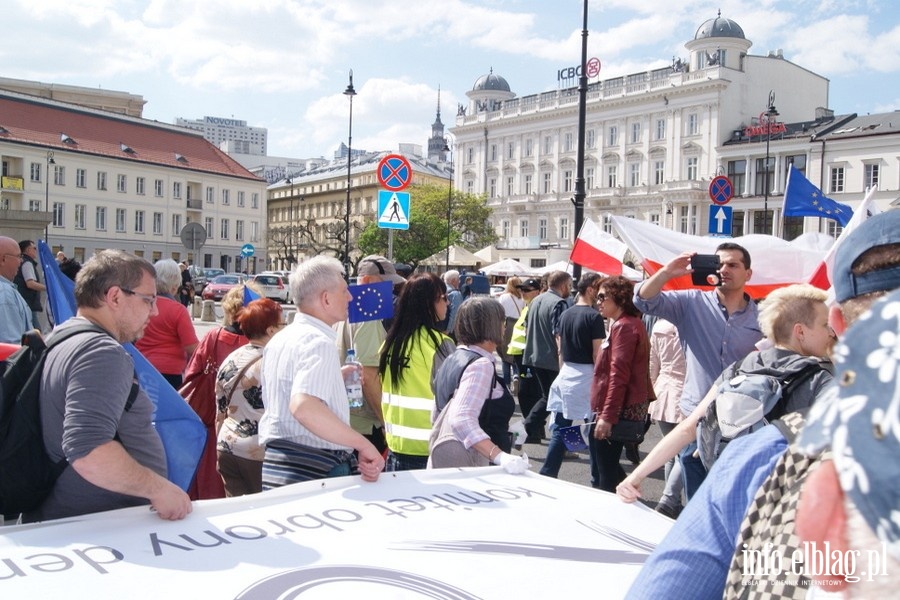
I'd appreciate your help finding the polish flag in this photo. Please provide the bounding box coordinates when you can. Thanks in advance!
[610,216,829,300]
[569,219,628,275]
[807,186,880,293]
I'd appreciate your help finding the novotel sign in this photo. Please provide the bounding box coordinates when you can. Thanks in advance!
[557,57,602,82]
[204,116,246,127]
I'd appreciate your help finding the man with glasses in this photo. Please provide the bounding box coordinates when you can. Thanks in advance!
[24,249,192,523]
[0,235,31,343]
[13,239,48,332]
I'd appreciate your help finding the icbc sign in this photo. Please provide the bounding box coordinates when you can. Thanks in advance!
[557,57,602,81]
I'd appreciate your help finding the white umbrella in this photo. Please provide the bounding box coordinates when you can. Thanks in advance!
[481,258,533,276]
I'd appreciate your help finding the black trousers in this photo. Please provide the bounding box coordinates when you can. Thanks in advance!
[522,366,557,438]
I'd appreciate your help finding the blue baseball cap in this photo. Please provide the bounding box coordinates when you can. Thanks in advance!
[799,288,900,560]
[833,210,900,303]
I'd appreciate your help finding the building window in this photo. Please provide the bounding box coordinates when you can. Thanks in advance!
[75,168,86,188]
[97,171,107,191]
[864,163,880,189]
[563,170,573,192]
[154,179,164,197]
[466,180,474,194]
[172,213,182,236]
[117,174,127,193]
[251,193,259,209]
[686,157,699,180]
[506,176,514,196]
[222,189,230,205]
[559,217,569,240]
[220,218,229,240]
[687,113,699,135]
[538,218,548,240]
[525,139,533,157]
[654,118,666,141]
[237,191,245,207]
[489,144,497,161]
[607,126,618,146]
[173,182,182,199]
[586,167,594,189]
[756,157,774,194]
[524,174,533,194]
[650,213,660,227]
[116,208,126,232]
[630,122,641,144]
[489,178,496,198]
[206,186,214,203]
[543,136,552,154]
[136,177,145,195]
[204,217,213,239]
[629,163,641,187]
[134,210,145,233]
[501,220,510,239]
[30,162,41,182]
[586,129,596,149]
[52,202,64,227]
[236,219,244,241]
[250,221,259,242]
[530,258,546,269]
[74,204,86,229]
[519,219,529,237]
[467,148,474,164]
[727,160,746,194]
[542,172,552,194]
[830,166,844,193]
[603,214,613,234]
[563,132,574,152]
[96,206,106,231]
[53,165,65,186]
[606,165,618,188]
[653,160,665,185]
[507,142,514,159]
[153,212,163,235]
[29,199,42,211]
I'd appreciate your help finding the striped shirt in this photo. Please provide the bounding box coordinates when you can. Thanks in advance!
[259,312,350,451]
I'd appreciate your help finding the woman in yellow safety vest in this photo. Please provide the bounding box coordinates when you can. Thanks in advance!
[379,273,456,470]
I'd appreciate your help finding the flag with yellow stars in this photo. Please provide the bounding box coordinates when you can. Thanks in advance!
[783,164,851,226]
[348,280,394,323]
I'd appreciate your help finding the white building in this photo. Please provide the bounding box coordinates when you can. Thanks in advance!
[175,116,268,157]
[0,89,268,271]
[450,14,894,270]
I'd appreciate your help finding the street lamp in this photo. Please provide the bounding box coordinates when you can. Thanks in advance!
[44,151,55,243]
[442,139,453,271]
[762,91,779,235]
[343,70,357,279]
[286,175,294,268]
[571,0,589,281]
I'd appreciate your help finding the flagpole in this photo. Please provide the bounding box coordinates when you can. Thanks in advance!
[571,0,589,282]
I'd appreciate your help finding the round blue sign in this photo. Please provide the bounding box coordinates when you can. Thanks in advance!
[240,243,255,258]
[709,175,734,206]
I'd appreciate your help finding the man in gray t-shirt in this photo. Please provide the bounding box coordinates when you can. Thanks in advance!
[24,250,191,523]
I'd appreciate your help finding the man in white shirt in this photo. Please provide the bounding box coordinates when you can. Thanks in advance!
[260,256,385,487]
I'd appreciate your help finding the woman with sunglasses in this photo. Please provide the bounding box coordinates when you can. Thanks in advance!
[379,273,456,471]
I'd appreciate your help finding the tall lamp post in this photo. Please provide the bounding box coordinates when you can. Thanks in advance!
[343,70,357,279]
[442,139,453,271]
[571,0,589,281]
[44,151,55,243]
[286,175,294,268]
[762,91,779,235]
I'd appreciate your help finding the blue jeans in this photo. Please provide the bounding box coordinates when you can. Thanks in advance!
[678,441,708,500]
[539,412,573,478]
[386,451,428,472]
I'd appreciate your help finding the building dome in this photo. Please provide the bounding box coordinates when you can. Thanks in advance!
[694,14,745,40]
[472,70,511,93]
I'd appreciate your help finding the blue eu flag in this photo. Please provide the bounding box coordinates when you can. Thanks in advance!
[783,165,851,226]
[348,281,394,324]
[243,284,261,306]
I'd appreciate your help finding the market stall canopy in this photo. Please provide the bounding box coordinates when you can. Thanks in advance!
[480,258,535,277]
[475,244,502,263]
[420,244,483,268]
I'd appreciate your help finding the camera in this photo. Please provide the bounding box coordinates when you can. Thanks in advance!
[690,254,722,286]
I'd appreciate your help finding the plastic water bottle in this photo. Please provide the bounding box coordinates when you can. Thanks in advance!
[345,348,363,408]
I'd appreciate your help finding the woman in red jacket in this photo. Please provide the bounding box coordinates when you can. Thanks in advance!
[589,275,650,492]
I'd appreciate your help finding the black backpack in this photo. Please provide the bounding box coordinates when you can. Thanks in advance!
[0,323,137,516]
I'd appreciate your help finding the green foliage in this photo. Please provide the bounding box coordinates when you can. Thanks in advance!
[358,183,496,266]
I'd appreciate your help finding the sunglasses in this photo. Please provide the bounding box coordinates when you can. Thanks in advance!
[596,293,607,302]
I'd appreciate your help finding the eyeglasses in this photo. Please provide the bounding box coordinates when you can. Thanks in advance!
[2,253,23,262]
[120,287,157,308]
[596,293,607,302]
[439,294,449,302]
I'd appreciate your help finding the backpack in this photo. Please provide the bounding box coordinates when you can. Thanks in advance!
[0,323,138,516]
[695,358,824,471]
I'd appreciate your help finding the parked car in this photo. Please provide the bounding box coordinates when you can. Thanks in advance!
[201,274,247,301]
[254,273,290,303]
[490,285,505,298]
[190,267,225,294]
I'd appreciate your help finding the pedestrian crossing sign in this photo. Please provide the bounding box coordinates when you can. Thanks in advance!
[377,190,410,230]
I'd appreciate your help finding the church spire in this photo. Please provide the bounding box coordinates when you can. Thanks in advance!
[427,85,448,163]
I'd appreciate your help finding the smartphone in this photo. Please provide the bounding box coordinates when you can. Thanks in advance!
[691,254,722,286]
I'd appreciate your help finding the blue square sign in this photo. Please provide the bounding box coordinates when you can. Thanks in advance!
[708,204,733,236]
[378,191,410,230]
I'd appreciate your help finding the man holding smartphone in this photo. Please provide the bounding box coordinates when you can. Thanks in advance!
[632,243,762,499]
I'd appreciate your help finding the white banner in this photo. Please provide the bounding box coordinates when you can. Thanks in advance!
[0,469,671,599]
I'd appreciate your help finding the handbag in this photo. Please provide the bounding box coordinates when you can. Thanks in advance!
[179,330,220,427]
[609,418,647,444]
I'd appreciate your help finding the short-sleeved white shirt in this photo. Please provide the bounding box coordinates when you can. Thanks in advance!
[259,312,350,450]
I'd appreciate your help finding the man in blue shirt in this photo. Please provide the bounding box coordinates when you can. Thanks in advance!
[634,243,761,497]
[0,235,31,344]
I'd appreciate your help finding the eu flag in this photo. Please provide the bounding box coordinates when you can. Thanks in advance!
[243,284,261,306]
[783,165,851,226]
[348,280,394,324]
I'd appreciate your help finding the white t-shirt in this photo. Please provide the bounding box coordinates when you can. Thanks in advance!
[498,292,524,319]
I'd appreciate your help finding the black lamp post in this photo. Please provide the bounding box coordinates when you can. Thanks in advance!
[343,70,357,279]
[763,91,779,235]
[571,0,589,281]
[44,151,55,243]
[442,139,453,271]
[286,175,294,268]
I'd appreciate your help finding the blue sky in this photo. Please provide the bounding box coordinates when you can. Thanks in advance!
[4,0,898,160]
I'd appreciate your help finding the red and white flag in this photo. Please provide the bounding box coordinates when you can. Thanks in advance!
[569,218,628,275]
[806,186,880,293]
[610,216,828,299]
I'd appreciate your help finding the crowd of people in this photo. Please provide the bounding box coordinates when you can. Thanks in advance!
[2,209,898,597]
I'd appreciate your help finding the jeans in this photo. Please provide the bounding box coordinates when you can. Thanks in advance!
[588,422,626,492]
[657,421,684,509]
[386,451,428,472]
[678,441,708,501]
[539,412,573,478]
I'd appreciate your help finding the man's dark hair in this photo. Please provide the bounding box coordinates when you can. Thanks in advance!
[716,242,751,269]
[74,250,156,309]
[18,240,34,253]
